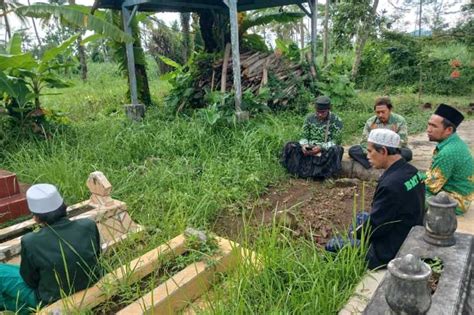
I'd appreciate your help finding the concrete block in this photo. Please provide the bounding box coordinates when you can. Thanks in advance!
[124,104,145,121]
[235,111,249,122]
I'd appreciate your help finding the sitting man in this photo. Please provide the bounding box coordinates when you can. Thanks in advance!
[327,129,424,269]
[349,96,412,169]
[0,184,102,313]
[281,95,344,179]
[425,104,474,215]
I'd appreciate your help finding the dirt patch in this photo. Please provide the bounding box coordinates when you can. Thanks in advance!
[213,178,377,246]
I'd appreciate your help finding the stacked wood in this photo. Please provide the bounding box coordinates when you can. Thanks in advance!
[196,50,310,108]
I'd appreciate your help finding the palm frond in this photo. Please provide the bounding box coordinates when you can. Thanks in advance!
[241,12,305,34]
[16,3,133,43]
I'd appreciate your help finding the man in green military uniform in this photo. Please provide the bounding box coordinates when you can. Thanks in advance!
[349,96,412,169]
[425,104,474,215]
[281,95,344,179]
[0,184,102,313]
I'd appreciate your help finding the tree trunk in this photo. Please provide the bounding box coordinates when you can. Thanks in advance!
[26,0,41,46]
[310,0,318,67]
[198,10,229,53]
[180,12,191,61]
[418,0,422,37]
[351,0,380,81]
[300,19,305,62]
[77,34,88,81]
[130,17,151,106]
[323,0,330,66]
[1,0,11,41]
[68,0,88,81]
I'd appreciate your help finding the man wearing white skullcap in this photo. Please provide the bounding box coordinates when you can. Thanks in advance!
[355,129,425,269]
[0,184,102,312]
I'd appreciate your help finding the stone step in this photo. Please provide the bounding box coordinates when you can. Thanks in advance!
[0,194,29,224]
[0,169,20,199]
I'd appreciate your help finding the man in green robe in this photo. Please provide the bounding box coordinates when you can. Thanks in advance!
[349,96,412,169]
[425,104,474,215]
[281,96,344,179]
[0,184,102,313]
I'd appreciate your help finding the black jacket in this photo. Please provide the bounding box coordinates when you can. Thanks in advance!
[20,217,102,305]
[368,159,425,265]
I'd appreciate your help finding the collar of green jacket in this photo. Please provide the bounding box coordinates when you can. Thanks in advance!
[436,132,460,151]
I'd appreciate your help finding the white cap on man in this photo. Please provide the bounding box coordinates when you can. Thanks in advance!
[368,129,401,148]
[26,184,64,214]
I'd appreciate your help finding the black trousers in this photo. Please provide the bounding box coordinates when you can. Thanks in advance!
[281,142,344,179]
[366,245,386,270]
[349,145,413,169]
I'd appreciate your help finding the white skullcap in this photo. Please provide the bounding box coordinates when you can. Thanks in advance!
[26,184,64,214]
[368,129,400,148]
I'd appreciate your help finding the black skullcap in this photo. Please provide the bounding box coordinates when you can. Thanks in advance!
[434,104,464,127]
[315,96,331,110]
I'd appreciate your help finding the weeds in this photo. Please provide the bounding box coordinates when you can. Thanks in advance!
[2,62,471,313]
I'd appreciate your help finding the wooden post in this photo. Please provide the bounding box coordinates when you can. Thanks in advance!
[122,5,145,121]
[224,0,248,121]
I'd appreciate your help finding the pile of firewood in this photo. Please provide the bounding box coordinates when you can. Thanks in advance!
[195,45,312,108]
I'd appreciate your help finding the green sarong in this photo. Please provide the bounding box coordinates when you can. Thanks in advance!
[0,264,38,314]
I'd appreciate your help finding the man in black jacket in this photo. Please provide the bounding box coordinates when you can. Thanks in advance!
[361,128,425,269]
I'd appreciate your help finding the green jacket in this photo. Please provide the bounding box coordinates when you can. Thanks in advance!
[360,113,409,150]
[424,133,474,214]
[299,112,343,149]
[20,217,102,305]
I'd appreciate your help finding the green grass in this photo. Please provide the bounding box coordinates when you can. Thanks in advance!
[2,61,472,314]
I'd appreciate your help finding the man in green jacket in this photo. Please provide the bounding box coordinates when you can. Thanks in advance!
[0,184,102,313]
[281,96,344,179]
[425,104,474,215]
[349,96,412,169]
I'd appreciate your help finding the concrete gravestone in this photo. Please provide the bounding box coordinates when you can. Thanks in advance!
[0,170,29,224]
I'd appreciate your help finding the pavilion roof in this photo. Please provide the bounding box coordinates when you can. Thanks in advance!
[95,0,307,12]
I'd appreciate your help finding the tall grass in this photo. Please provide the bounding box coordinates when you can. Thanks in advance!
[4,61,471,313]
[206,226,367,314]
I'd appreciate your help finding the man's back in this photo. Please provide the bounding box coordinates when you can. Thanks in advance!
[369,159,425,264]
[20,218,102,305]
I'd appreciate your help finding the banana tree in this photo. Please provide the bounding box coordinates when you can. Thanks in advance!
[0,33,78,128]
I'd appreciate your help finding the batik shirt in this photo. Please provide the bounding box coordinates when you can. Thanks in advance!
[424,133,474,214]
[299,112,343,150]
[360,113,409,150]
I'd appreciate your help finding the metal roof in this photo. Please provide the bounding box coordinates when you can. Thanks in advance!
[96,0,307,12]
